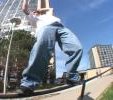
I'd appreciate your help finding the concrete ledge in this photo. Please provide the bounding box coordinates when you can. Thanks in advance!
[0,84,75,99]
[0,74,113,100]
[34,74,113,100]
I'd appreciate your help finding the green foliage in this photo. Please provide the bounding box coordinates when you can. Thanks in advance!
[0,81,3,92]
[0,38,9,57]
[0,30,36,90]
[9,30,35,65]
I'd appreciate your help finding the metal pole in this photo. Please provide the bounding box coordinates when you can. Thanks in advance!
[3,23,15,94]
[80,81,86,100]
[3,18,21,94]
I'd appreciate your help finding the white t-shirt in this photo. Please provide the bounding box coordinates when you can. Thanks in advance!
[26,13,61,31]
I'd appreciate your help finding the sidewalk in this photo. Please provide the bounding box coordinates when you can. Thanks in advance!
[31,74,113,100]
[84,74,113,100]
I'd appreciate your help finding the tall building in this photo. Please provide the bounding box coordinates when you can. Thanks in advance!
[0,0,38,33]
[89,44,113,68]
[0,0,37,23]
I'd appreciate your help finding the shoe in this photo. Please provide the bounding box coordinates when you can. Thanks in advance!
[17,86,34,94]
[66,72,81,85]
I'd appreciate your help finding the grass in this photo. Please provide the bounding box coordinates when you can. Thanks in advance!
[97,82,113,100]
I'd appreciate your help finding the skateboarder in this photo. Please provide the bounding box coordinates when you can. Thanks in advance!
[19,0,83,93]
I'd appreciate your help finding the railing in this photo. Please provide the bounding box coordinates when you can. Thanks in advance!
[80,67,113,100]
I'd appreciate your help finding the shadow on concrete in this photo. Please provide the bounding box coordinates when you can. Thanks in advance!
[78,92,94,100]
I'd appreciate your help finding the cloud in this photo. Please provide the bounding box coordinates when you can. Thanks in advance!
[99,15,113,24]
[77,0,107,11]
[88,0,107,8]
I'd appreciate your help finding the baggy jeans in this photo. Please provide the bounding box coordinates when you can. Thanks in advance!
[21,23,83,89]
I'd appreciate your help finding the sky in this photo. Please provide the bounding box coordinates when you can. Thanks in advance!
[0,0,6,6]
[0,0,113,77]
[50,0,113,77]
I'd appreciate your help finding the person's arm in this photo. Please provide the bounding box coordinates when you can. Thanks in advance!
[46,8,54,15]
[37,8,54,15]
[22,0,30,15]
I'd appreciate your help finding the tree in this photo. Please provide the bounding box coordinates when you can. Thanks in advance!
[0,30,36,90]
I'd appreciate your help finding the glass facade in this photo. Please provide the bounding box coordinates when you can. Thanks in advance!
[89,45,113,68]
[0,0,37,23]
[97,45,113,67]
[0,0,37,32]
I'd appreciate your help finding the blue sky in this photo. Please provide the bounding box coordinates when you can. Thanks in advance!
[50,0,113,77]
[0,0,6,5]
[0,0,2,6]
